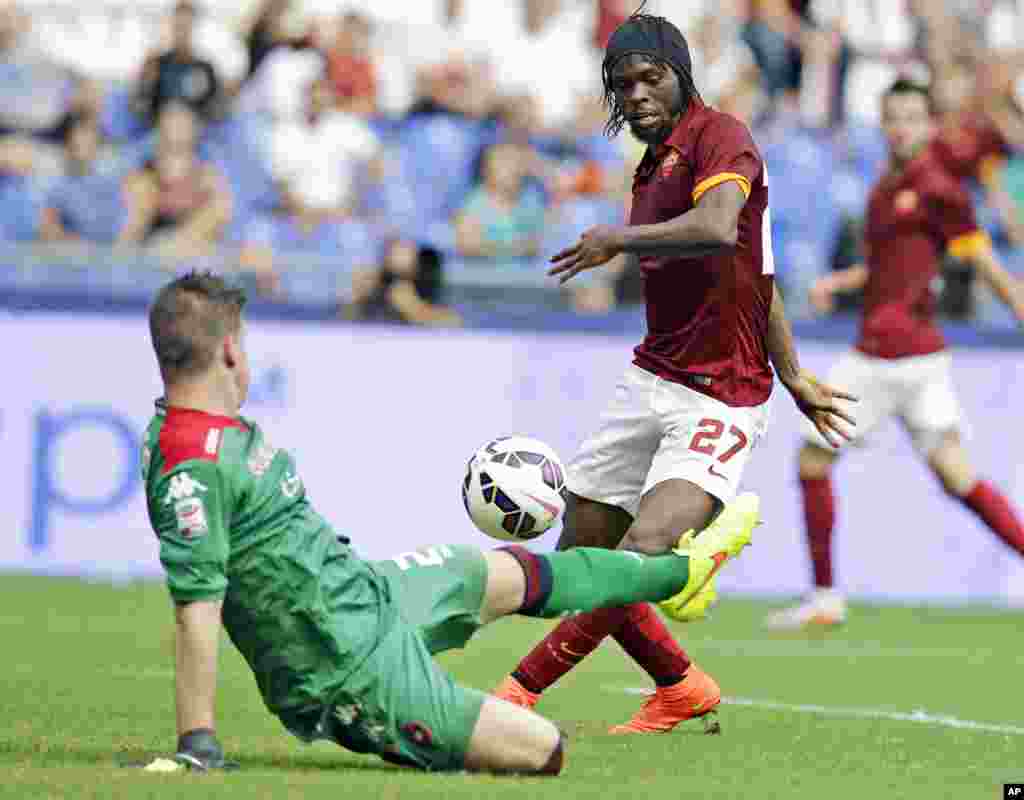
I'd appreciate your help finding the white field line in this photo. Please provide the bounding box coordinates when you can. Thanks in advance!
[653,638,1020,663]
[612,687,1024,736]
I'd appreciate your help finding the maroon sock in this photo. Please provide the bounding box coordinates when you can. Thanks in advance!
[962,481,1024,555]
[611,603,691,687]
[801,475,836,588]
[512,607,628,694]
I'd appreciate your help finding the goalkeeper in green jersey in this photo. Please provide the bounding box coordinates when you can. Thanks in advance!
[142,272,757,775]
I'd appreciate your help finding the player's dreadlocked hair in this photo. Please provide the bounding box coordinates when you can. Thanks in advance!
[601,2,702,137]
[149,270,247,382]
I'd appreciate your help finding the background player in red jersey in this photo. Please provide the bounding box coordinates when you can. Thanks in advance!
[930,56,1017,186]
[768,79,1024,630]
[493,8,856,734]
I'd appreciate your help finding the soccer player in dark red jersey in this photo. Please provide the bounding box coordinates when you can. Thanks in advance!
[930,57,1016,185]
[768,79,1024,630]
[492,9,856,734]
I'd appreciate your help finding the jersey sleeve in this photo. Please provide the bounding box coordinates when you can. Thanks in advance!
[149,460,231,604]
[691,113,763,204]
[927,174,991,259]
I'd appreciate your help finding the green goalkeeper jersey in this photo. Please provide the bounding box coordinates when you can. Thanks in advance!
[142,401,396,737]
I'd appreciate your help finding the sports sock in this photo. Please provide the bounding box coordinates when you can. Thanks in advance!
[512,608,625,694]
[507,546,690,617]
[962,481,1024,555]
[801,476,835,588]
[612,603,691,687]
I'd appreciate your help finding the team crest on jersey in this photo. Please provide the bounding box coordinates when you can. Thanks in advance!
[248,440,278,476]
[174,497,208,538]
[894,190,918,213]
[660,149,680,178]
[163,472,208,505]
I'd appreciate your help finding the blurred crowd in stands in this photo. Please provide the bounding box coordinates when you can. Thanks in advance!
[0,0,1023,327]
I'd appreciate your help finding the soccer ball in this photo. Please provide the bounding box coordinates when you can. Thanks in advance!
[462,436,568,541]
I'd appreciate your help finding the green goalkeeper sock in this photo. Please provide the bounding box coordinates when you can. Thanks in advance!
[501,546,690,619]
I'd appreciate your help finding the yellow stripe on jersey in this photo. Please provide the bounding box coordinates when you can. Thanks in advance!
[978,154,1006,188]
[692,172,752,204]
[947,230,991,259]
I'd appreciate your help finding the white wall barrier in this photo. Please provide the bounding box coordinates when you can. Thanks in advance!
[3,311,1022,604]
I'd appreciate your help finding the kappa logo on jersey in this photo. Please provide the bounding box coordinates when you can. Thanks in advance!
[163,472,208,505]
[174,497,208,538]
[248,440,278,476]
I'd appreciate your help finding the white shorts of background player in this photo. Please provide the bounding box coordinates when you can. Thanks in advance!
[802,350,963,457]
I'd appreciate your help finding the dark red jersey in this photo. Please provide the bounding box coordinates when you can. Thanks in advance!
[630,101,774,407]
[858,147,989,359]
[931,115,1009,183]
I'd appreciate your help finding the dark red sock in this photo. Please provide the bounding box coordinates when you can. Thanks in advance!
[801,475,836,588]
[512,607,628,694]
[962,481,1024,555]
[611,603,691,687]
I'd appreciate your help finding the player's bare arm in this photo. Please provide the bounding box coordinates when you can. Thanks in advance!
[174,598,221,736]
[965,247,1024,326]
[767,284,857,448]
[548,182,745,284]
[809,263,868,314]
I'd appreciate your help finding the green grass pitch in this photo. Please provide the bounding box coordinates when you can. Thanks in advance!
[2,575,1020,799]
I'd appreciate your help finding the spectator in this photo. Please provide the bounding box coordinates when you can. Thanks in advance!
[238,32,323,122]
[931,56,1008,182]
[0,2,78,137]
[240,0,304,81]
[546,92,628,209]
[270,74,382,228]
[344,239,460,326]
[454,143,545,260]
[741,0,798,101]
[119,102,232,255]
[414,49,496,120]
[39,114,124,243]
[593,0,630,49]
[235,75,383,295]
[690,11,761,112]
[490,0,598,132]
[326,11,378,116]
[135,0,221,124]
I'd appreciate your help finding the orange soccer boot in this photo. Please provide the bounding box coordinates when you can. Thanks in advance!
[609,664,722,735]
[493,675,541,710]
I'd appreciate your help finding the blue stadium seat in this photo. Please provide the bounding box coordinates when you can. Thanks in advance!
[360,151,419,238]
[837,123,889,186]
[830,167,870,220]
[45,172,127,243]
[544,196,623,263]
[775,234,832,316]
[575,133,628,172]
[100,83,149,142]
[760,125,841,287]
[0,177,45,242]
[400,113,487,223]
[202,113,280,216]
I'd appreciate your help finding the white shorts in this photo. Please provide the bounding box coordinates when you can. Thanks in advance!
[567,364,772,517]
[802,350,963,456]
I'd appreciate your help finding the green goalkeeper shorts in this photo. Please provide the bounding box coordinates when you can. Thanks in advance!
[324,544,491,771]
